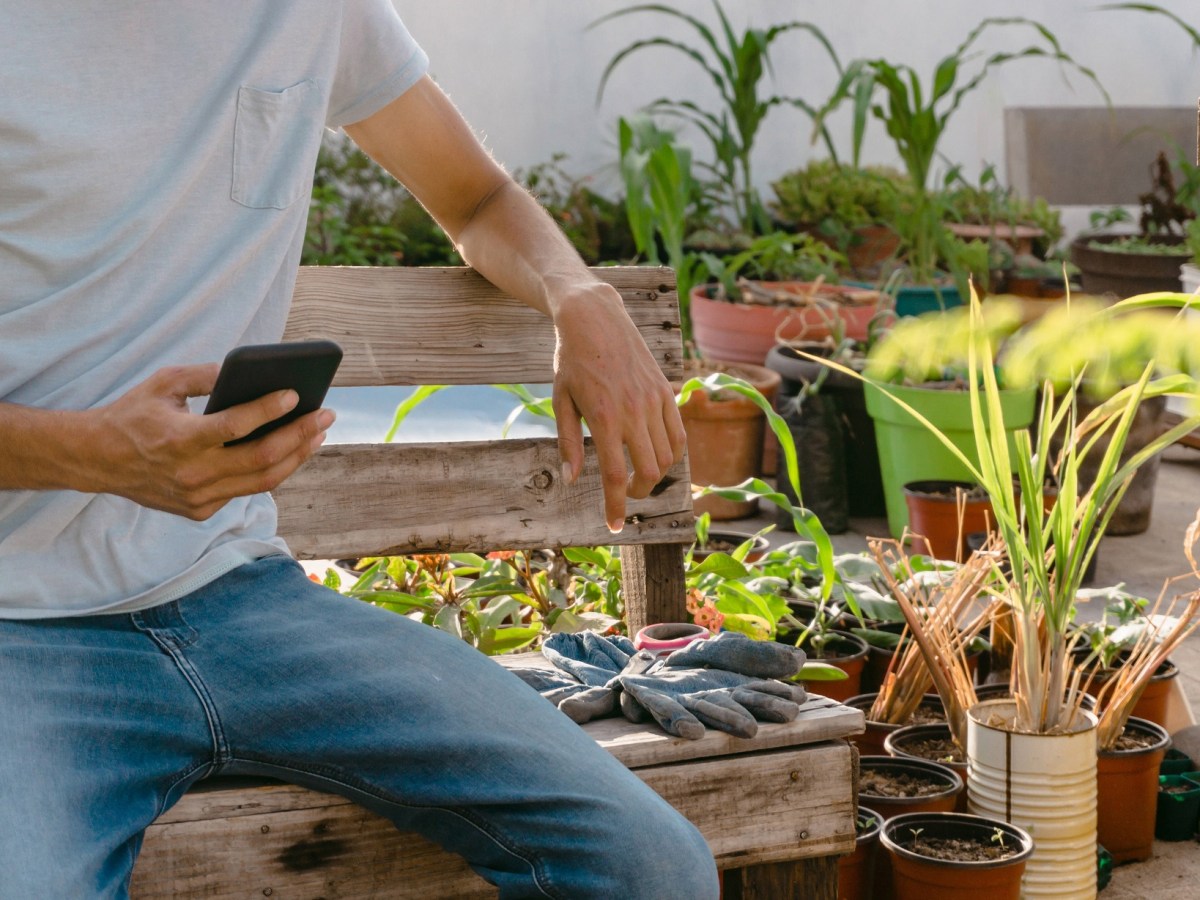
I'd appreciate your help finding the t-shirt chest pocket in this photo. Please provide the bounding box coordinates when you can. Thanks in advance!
[232,80,324,210]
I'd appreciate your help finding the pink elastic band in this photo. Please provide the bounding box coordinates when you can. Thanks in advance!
[633,622,710,654]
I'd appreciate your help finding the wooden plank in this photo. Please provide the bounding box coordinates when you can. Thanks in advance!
[274,438,695,558]
[133,743,856,899]
[285,266,683,386]
[621,543,690,633]
[723,856,839,900]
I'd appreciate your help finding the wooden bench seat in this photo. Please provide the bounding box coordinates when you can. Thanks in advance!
[128,266,864,898]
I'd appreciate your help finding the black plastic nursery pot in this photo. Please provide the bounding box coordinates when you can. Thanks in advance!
[766,343,886,530]
[1155,775,1200,841]
[857,755,964,821]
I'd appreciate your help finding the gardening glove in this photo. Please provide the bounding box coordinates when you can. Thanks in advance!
[511,632,652,725]
[507,666,621,724]
[618,667,807,740]
[616,634,808,740]
[660,630,807,680]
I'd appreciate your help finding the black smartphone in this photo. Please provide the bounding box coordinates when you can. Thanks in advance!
[203,339,343,446]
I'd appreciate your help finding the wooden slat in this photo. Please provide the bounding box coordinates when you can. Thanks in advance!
[274,438,694,557]
[133,743,856,899]
[285,266,683,386]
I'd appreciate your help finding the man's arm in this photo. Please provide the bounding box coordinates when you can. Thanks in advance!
[0,368,333,520]
[345,76,686,532]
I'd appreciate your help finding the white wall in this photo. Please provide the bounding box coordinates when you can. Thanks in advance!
[394,0,1199,204]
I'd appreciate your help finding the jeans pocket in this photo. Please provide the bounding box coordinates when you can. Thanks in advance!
[232,80,324,210]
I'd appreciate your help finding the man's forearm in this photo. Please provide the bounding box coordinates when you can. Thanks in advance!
[453,179,623,321]
[0,402,96,492]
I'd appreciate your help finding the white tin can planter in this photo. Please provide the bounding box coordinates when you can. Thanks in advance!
[967,699,1098,899]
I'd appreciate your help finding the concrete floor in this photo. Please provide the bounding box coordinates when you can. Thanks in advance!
[742,443,1200,898]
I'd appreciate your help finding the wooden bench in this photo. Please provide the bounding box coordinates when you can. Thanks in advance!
[129,265,864,898]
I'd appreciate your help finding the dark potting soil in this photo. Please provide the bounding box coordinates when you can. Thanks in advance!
[1161,783,1196,796]
[908,482,989,502]
[903,833,1022,862]
[860,770,948,798]
[896,736,964,764]
[1112,729,1158,752]
[910,705,947,726]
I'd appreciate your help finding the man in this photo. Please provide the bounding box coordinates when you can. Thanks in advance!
[0,2,719,897]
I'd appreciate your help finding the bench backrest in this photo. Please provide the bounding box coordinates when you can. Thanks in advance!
[272,265,695,631]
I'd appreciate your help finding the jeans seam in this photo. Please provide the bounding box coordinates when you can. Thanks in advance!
[225,755,562,899]
[140,630,231,769]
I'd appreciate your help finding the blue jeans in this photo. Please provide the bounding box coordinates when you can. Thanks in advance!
[0,556,718,899]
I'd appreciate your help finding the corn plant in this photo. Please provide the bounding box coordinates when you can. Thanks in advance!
[592,1,844,234]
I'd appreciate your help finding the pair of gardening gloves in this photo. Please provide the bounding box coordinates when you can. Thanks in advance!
[510,631,807,740]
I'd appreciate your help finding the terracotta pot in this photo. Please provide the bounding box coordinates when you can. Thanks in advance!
[903,480,994,560]
[786,629,869,703]
[838,805,883,900]
[679,361,781,520]
[858,755,964,821]
[1096,716,1171,863]
[885,723,970,812]
[690,529,770,563]
[880,811,1034,900]
[1082,655,1179,729]
[690,283,889,365]
[846,692,946,757]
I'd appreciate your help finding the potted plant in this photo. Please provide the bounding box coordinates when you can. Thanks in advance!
[858,755,964,821]
[688,230,889,365]
[942,163,1063,259]
[769,159,909,273]
[861,300,1038,538]
[817,17,1105,316]
[839,806,883,900]
[879,811,1034,900]
[809,286,1200,897]
[1070,150,1198,295]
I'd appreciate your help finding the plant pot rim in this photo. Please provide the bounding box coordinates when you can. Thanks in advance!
[902,479,989,501]
[967,697,1098,737]
[795,628,870,661]
[1098,715,1171,759]
[883,722,965,765]
[856,805,884,847]
[857,754,964,798]
[880,811,1035,869]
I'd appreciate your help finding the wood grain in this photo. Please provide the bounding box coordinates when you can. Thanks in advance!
[285,266,683,386]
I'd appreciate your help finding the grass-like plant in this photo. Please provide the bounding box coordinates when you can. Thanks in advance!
[810,290,1200,733]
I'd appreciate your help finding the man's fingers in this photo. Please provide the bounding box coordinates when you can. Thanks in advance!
[552,386,584,485]
[592,432,629,534]
[198,389,300,446]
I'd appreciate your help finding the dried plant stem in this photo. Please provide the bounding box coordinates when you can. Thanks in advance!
[868,539,996,748]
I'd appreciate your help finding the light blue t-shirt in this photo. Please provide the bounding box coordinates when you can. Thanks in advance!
[0,1,429,617]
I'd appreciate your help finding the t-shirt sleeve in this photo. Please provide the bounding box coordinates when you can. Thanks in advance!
[326,0,430,129]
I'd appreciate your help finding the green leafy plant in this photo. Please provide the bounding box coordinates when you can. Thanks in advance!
[943,163,1064,249]
[696,230,844,301]
[593,1,844,234]
[819,18,1105,289]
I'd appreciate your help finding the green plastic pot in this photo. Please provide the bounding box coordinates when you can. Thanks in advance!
[1155,775,1200,841]
[894,283,963,317]
[865,381,1037,538]
[1160,748,1194,776]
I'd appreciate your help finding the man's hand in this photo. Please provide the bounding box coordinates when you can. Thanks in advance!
[345,76,686,532]
[82,364,334,520]
[550,282,685,532]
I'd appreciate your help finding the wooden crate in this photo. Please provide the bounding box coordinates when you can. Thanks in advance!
[128,266,864,897]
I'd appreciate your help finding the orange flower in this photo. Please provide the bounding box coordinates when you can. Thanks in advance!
[487,550,519,561]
